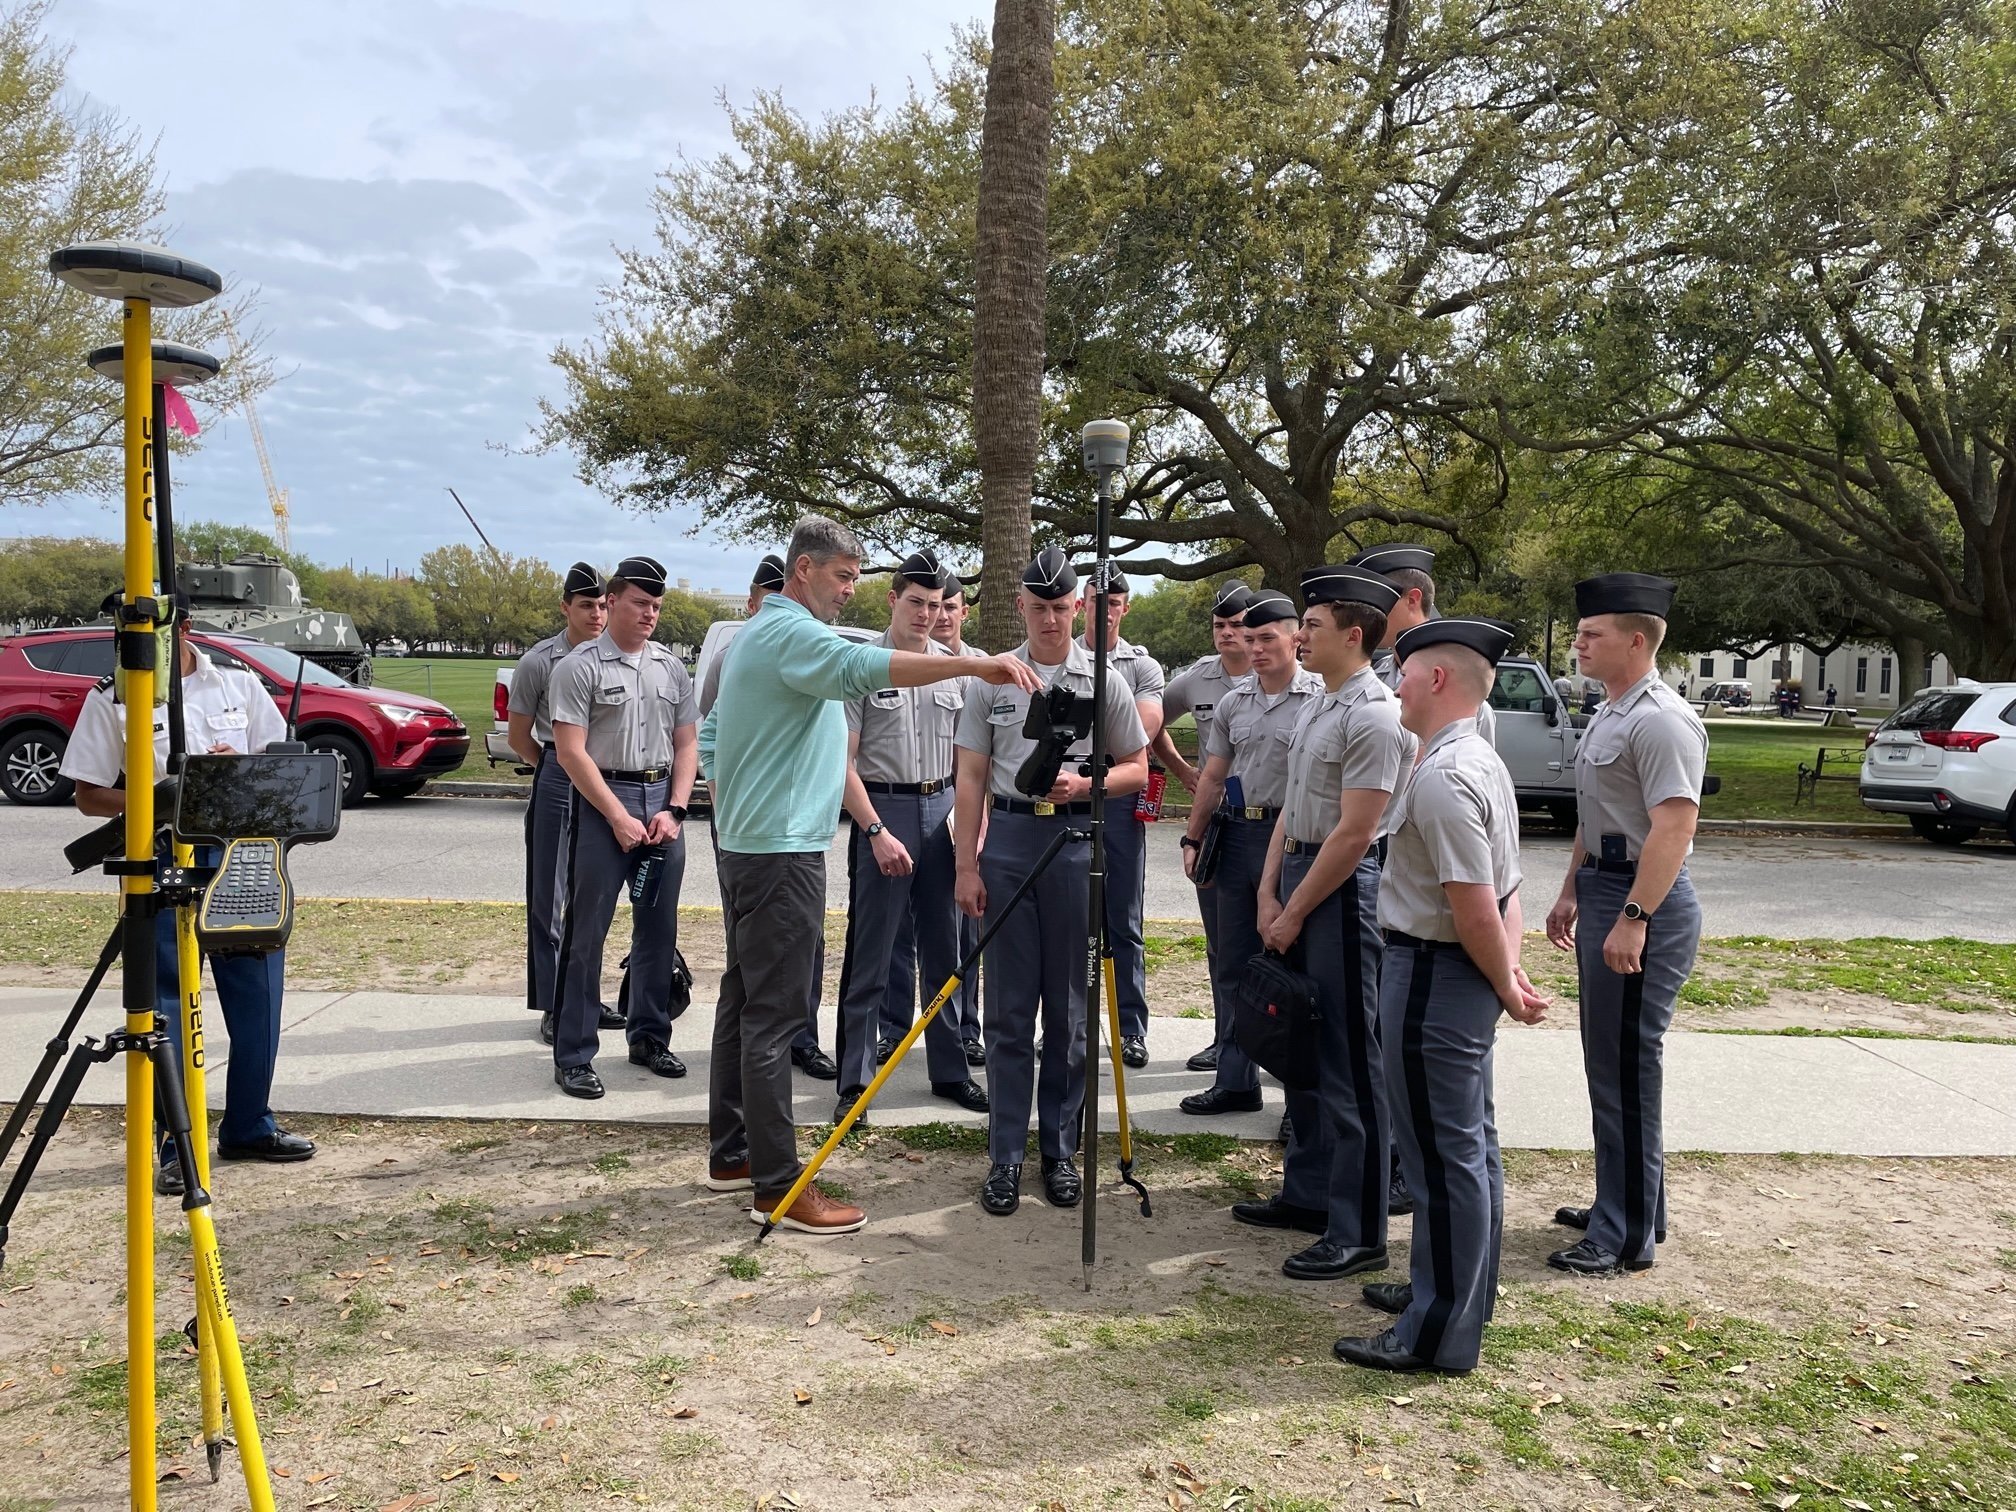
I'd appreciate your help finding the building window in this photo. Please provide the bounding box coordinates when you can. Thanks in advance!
[1856,657,1868,693]
[1733,657,1748,677]
[1924,655,1936,686]
[1816,656,1827,689]
[1698,655,1714,677]
[1880,657,1893,694]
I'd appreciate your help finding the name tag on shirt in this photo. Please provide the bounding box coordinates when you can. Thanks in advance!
[871,689,903,708]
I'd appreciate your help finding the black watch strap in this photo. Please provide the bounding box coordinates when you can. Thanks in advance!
[1623,900,1652,921]
[1179,836,1201,851]
[665,803,688,822]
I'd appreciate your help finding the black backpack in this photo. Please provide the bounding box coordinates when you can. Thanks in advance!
[615,948,694,1023]
[1231,952,1322,1091]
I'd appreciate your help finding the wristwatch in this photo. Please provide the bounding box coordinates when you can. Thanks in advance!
[1178,836,1200,852]
[1622,900,1652,922]
[665,803,688,823]
[865,821,886,838]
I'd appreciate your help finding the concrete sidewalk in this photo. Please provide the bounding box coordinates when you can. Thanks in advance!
[4,985,2012,1158]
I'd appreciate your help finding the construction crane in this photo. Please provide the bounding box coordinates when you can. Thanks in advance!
[220,312,291,552]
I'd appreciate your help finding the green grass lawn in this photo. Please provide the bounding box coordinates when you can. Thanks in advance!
[372,657,524,782]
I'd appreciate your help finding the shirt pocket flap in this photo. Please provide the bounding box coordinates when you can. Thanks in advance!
[932,684,965,710]
[206,709,249,730]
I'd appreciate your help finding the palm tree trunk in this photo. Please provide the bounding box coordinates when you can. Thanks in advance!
[972,0,1054,653]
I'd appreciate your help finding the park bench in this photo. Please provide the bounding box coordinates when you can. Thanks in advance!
[1795,744,1865,805]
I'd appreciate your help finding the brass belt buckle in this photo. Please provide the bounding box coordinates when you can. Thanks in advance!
[1033,800,1055,817]
[1243,805,1264,820]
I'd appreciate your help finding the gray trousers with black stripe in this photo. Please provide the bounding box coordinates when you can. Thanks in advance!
[1205,817,1275,1093]
[524,748,572,1014]
[1278,851,1388,1248]
[1382,940,1504,1373]
[881,905,983,1044]
[552,779,685,1070]
[833,792,970,1094]
[1103,795,1151,1039]
[1575,865,1702,1264]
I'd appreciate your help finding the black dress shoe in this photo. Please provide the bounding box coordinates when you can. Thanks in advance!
[1554,1204,1665,1243]
[1041,1156,1082,1208]
[154,1163,184,1197]
[1334,1328,1467,1376]
[555,1064,605,1100]
[792,1045,839,1081]
[1547,1238,1653,1276]
[539,1010,556,1046]
[1230,1195,1326,1233]
[875,1037,898,1066]
[1185,1043,1220,1072]
[833,1091,867,1127]
[1180,1085,1262,1116]
[1362,1281,1412,1315]
[981,1162,1022,1216]
[217,1130,317,1163]
[598,1003,626,1030]
[1387,1173,1415,1217]
[1283,1240,1389,1281]
[963,1037,986,1067]
[930,1078,990,1112]
[628,1039,686,1078]
[1120,1035,1148,1069]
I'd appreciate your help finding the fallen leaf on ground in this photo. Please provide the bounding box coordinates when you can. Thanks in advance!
[439,1464,473,1482]
[805,1306,822,1327]
[792,1388,812,1406]
[490,1471,520,1483]
[929,1320,958,1337]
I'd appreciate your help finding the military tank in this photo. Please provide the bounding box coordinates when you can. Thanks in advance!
[178,552,374,686]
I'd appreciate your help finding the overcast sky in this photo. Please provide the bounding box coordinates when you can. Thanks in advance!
[23,0,985,593]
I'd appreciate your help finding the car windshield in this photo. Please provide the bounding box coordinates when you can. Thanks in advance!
[220,641,351,688]
[1882,689,1978,733]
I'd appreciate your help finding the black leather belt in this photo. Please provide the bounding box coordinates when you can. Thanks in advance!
[1581,856,1638,877]
[1283,835,1390,863]
[866,778,952,796]
[602,767,667,784]
[1226,805,1281,823]
[541,741,557,752]
[1384,929,1466,951]
[993,796,1093,817]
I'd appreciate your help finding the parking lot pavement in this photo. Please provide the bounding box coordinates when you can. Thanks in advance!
[2,795,2010,941]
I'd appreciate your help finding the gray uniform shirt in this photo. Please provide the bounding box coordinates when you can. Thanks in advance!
[956,639,1149,801]
[845,632,964,784]
[1164,654,1249,760]
[1376,718,1523,942]
[1083,634,1166,707]
[1375,646,1497,747]
[1201,668,1325,810]
[549,632,698,770]
[1573,669,1708,859]
[507,631,585,747]
[1279,666,1413,845]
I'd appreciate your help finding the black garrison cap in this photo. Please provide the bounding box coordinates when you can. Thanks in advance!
[1349,543,1437,577]
[1210,583,1254,620]
[1092,561,1130,595]
[938,567,968,599]
[1394,616,1517,667]
[562,561,605,599]
[611,555,667,595]
[1574,572,1678,619]
[1240,590,1299,628]
[1301,565,1402,612]
[896,548,944,589]
[1022,545,1078,600]
[751,554,787,592]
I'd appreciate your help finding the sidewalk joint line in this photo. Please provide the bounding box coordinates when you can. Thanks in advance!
[1842,1035,2016,1124]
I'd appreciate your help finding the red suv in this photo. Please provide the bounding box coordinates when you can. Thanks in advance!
[0,628,469,808]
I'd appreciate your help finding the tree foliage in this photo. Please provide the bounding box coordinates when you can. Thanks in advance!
[318,567,437,654]
[0,534,120,625]
[416,546,560,655]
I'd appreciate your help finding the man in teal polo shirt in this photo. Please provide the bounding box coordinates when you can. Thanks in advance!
[699,516,1036,1235]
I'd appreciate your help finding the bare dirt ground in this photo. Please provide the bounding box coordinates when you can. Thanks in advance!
[1,1115,2011,1512]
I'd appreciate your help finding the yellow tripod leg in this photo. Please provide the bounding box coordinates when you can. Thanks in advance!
[1101,954,1150,1214]
[185,1205,275,1510]
[173,880,225,1476]
[754,973,964,1240]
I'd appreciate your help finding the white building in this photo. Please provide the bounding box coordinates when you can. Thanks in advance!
[1662,642,1954,711]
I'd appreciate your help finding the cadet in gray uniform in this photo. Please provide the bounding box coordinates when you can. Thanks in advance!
[1337,617,1548,1377]
[1544,573,1706,1275]
[548,555,700,1099]
[880,567,990,1063]
[1081,565,1164,1068]
[1244,572,1411,1284]
[954,547,1148,1217]
[1176,589,1316,1114]
[1158,583,1255,1074]
[506,561,610,1044]
[701,553,836,1081]
[1349,543,1497,748]
[833,550,989,1122]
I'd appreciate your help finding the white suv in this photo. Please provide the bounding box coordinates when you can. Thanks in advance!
[1859,681,2016,845]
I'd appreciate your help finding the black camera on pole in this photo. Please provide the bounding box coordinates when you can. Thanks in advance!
[1014,683,1097,799]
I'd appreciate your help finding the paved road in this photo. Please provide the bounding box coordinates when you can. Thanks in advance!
[4,795,2011,940]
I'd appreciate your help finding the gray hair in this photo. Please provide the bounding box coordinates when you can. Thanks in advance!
[783,515,864,574]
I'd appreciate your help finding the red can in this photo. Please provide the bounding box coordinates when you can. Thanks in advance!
[1135,765,1169,821]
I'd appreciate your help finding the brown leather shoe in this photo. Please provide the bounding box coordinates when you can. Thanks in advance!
[748,1183,866,1235]
[705,1161,753,1192]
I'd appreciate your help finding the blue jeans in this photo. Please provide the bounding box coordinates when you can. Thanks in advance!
[154,902,283,1159]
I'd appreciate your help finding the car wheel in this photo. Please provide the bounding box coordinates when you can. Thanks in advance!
[372,779,427,800]
[1908,815,1979,847]
[0,727,76,806]
[307,730,372,808]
